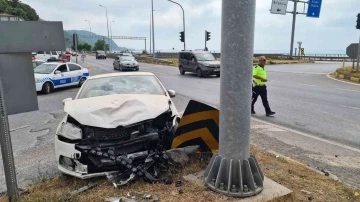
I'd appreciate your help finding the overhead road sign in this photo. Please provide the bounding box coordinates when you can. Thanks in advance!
[307,0,322,18]
[270,0,289,15]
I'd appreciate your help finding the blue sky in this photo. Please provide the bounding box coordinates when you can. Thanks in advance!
[22,0,360,54]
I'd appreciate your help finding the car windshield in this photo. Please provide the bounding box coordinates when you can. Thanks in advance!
[34,63,58,74]
[77,75,166,99]
[195,53,216,61]
[120,56,135,61]
[97,51,105,54]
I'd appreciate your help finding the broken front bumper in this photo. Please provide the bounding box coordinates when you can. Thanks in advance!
[55,132,160,179]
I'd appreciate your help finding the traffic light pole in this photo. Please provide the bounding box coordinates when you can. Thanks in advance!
[204,0,264,197]
[205,30,207,50]
[357,33,360,72]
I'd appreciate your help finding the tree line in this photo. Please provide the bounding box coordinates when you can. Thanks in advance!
[0,0,39,21]
[72,39,110,52]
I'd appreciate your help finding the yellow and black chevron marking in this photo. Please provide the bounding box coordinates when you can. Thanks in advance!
[171,100,219,154]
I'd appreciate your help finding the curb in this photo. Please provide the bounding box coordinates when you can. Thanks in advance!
[326,72,360,86]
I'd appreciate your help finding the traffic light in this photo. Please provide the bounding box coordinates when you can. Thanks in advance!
[180,31,185,42]
[72,33,78,46]
[357,14,360,30]
[206,30,211,41]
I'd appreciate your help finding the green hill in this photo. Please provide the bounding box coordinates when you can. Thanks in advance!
[65,30,134,51]
[0,0,39,20]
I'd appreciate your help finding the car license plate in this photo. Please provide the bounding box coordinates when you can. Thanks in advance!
[214,69,219,71]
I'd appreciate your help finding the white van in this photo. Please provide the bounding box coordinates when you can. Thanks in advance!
[34,51,60,61]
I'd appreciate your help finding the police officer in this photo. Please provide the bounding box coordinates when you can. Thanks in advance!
[251,56,275,116]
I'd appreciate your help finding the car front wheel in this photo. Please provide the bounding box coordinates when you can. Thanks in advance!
[179,66,185,75]
[196,68,203,77]
[79,77,86,87]
[42,82,52,94]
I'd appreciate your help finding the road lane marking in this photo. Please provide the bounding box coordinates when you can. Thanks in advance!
[336,88,360,93]
[268,70,327,75]
[252,117,360,154]
[298,83,318,87]
[342,106,360,111]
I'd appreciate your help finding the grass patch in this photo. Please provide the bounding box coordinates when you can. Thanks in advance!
[137,57,313,67]
[335,66,360,78]
[2,145,359,201]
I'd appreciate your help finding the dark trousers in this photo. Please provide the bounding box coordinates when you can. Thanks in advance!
[252,85,271,113]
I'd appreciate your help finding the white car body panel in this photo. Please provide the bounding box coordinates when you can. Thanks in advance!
[64,94,172,128]
[55,72,179,179]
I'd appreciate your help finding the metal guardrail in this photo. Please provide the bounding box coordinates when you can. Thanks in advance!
[151,52,350,61]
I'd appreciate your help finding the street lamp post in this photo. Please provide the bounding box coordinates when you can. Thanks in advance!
[85,20,91,35]
[167,0,185,50]
[150,11,152,54]
[110,20,114,52]
[85,20,92,51]
[99,5,110,53]
[151,0,155,59]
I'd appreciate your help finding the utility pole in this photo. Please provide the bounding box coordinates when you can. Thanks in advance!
[204,0,264,197]
[290,0,298,58]
[151,0,155,58]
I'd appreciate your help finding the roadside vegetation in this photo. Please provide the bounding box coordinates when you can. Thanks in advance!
[1,145,359,202]
[331,66,360,83]
[134,57,314,67]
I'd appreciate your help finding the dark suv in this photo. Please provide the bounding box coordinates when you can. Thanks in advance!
[96,50,107,59]
[178,50,220,77]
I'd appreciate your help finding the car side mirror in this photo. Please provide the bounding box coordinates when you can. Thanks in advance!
[168,90,176,98]
[55,70,61,74]
[62,98,73,105]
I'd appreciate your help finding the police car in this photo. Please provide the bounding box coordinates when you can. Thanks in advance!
[34,62,89,94]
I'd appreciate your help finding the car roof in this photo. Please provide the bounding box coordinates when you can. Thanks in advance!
[180,50,209,53]
[42,62,80,65]
[88,72,155,80]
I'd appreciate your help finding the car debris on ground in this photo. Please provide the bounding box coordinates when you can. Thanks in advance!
[102,145,199,188]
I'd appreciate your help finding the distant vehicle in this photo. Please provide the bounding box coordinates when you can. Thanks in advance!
[71,52,78,56]
[32,60,45,68]
[113,56,139,71]
[55,72,179,179]
[34,51,60,61]
[96,50,106,59]
[178,50,220,77]
[34,62,89,94]
[119,53,133,57]
[47,57,67,63]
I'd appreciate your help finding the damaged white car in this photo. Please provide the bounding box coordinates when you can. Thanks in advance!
[55,72,180,179]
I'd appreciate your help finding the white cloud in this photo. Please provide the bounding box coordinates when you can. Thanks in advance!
[21,0,360,53]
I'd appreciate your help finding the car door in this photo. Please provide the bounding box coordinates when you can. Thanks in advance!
[188,54,197,73]
[52,64,72,88]
[182,53,191,71]
[113,56,119,68]
[67,63,83,85]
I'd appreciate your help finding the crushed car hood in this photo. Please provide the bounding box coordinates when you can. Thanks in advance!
[64,94,171,128]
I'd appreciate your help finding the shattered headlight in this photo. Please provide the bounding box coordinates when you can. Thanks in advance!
[57,122,82,140]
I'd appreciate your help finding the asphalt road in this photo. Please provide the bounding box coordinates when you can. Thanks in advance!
[1,56,359,192]
[83,57,360,149]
